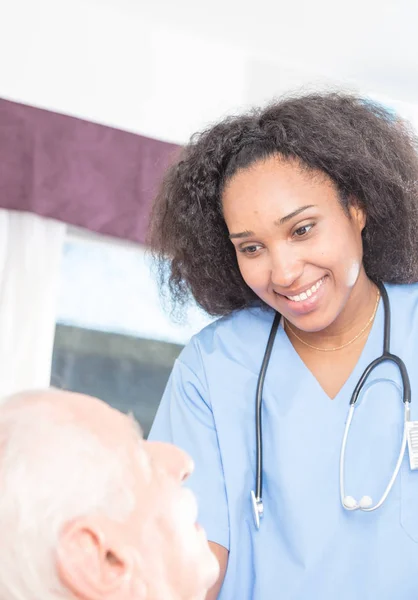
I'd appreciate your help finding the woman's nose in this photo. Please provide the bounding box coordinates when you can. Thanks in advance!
[146,441,194,482]
[270,247,303,289]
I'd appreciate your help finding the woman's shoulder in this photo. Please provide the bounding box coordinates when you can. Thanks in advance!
[382,282,418,339]
[195,305,275,345]
[386,281,418,308]
[178,306,276,370]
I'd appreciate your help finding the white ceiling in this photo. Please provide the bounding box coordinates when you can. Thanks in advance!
[101,0,418,104]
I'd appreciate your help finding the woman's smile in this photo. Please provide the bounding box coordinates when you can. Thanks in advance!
[274,275,328,316]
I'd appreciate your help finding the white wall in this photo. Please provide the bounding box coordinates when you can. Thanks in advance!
[2,0,417,145]
[0,0,248,143]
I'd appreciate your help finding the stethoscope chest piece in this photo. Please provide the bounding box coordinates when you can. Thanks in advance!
[251,490,263,529]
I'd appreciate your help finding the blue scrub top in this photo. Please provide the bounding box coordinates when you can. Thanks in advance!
[149,283,418,600]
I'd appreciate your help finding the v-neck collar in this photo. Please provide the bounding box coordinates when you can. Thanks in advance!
[277,291,386,403]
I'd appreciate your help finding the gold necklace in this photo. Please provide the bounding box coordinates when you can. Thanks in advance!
[284,288,380,352]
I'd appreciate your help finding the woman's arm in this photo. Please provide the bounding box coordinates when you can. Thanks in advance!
[205,542,229,600]
[149,350,230,598]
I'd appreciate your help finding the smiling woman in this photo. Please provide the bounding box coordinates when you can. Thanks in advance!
[148,92,418,600]
[222,157,369,337]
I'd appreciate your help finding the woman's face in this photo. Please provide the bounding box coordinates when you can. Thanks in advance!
[222,156,367,332]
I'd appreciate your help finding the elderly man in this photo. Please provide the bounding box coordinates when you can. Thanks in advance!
[0,389,219,599]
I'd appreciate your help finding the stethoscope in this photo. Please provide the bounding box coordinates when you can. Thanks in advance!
[250,282,412,529]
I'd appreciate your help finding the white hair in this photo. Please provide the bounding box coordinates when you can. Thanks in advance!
[0,391,140,600]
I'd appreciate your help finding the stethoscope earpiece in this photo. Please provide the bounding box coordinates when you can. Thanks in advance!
[359,495,373,509]
[342,495,358,510]
[343,495,374,510]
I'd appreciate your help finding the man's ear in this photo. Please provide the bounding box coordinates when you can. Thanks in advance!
[55,518,146,600]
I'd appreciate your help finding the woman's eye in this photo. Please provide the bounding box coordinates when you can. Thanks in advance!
[293,224,313,237]
[240,245,261,255]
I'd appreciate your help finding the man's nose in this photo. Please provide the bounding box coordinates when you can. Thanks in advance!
[146,441,194,482]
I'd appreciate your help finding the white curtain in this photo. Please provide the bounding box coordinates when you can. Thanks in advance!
[0,210,66,398]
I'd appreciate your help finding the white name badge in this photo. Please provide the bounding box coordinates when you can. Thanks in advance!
[406,421,418,470]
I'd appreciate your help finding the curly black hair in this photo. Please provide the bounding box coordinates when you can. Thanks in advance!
[148,92,418,316]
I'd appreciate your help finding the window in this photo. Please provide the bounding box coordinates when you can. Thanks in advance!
[51,229,212,437]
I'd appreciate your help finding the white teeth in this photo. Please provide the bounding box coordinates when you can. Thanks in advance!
[286,278,324,302]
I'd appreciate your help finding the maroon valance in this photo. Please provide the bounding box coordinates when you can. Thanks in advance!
[0,98,180,244]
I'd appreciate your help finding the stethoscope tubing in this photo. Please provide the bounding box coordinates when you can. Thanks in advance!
[254,312,281,501]
[252,282,411,528]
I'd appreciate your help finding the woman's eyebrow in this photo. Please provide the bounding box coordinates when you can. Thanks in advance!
[229,205,316,239]
[275,204,316,226]
[229,230,254,239]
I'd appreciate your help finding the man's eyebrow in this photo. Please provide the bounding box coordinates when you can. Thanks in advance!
[276,204,316,226]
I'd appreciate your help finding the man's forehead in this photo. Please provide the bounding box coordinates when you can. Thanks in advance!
[1,392,140,446]
[126,412,144,440]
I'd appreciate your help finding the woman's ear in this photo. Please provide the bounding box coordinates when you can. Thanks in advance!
[56,518,146,600]
[348,198,367,232]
